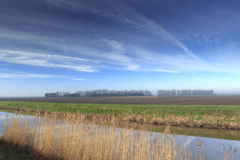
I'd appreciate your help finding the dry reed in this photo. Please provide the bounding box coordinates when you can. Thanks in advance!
[0,114,192,160]
[0,114,237,160]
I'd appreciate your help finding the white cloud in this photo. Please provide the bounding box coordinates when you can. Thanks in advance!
[1,7,240,75]
[58,0,200,59]
[0,1,202,74]
[150,69,180,73]
[0,73,90,81]
[96,40,140,71]
[0,50,90,61]
[102,39,125,52]
[0,50,96,72]
[1,38,239,74]
[113,3,199,60]
[71,78,86,80]
[46,0,198,57]
[126,64,140,71]
[0,73,62,78]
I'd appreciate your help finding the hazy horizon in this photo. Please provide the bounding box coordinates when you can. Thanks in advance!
[1,0,240,96]
[1,89,240,97]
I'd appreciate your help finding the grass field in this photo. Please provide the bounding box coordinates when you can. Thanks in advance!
[0,101,240,117]
[1,95,240,105]
[0,101,240,129]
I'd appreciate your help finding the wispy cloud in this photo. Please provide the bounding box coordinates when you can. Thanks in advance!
[0,50,97,72]
[2,1,240,75]
[45,0,198,59]
[150,69,180,73]
[0,73,62,78]
[129,48,218,73]
[55,0,200,59]
[1,37,239,74]
[108,1,200,59]
[193,78,209,81]
[102,39,125,52]
[0,73,90,81]
[94,39,141,71]
[71,78,86,81]
[0,0,204,74]
[1,50,90,61]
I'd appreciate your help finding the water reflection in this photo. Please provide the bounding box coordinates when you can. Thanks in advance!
[0,111,239,159]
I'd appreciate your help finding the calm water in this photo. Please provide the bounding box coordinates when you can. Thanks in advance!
[0,111,239,159]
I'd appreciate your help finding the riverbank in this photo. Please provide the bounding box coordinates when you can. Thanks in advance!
[0,101,240,130]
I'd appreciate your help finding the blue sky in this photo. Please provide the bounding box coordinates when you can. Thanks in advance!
[1,0,240,96]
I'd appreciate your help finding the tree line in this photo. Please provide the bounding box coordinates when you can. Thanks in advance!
[45,89,152,97]
[157,89,214,96]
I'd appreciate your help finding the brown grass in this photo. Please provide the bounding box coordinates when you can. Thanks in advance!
[0,114,192,160]
[0,114,237,160]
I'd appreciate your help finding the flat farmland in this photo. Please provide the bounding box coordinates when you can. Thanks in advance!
[1,95,240,105]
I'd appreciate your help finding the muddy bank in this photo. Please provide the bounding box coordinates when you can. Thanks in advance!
[0,105,240,130]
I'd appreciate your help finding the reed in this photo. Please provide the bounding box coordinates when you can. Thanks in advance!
[0,114,237,160]
[0,114,192,160]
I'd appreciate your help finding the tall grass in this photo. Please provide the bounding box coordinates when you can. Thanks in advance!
[0,113,237,160]
[0,114,192,160]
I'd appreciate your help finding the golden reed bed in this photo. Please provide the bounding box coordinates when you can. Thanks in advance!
[0,114,237,160]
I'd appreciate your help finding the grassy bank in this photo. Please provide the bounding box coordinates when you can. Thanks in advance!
[0,101,240,129]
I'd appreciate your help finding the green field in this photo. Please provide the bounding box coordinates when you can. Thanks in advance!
[0,101,240,117]
[0,101,240,127]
